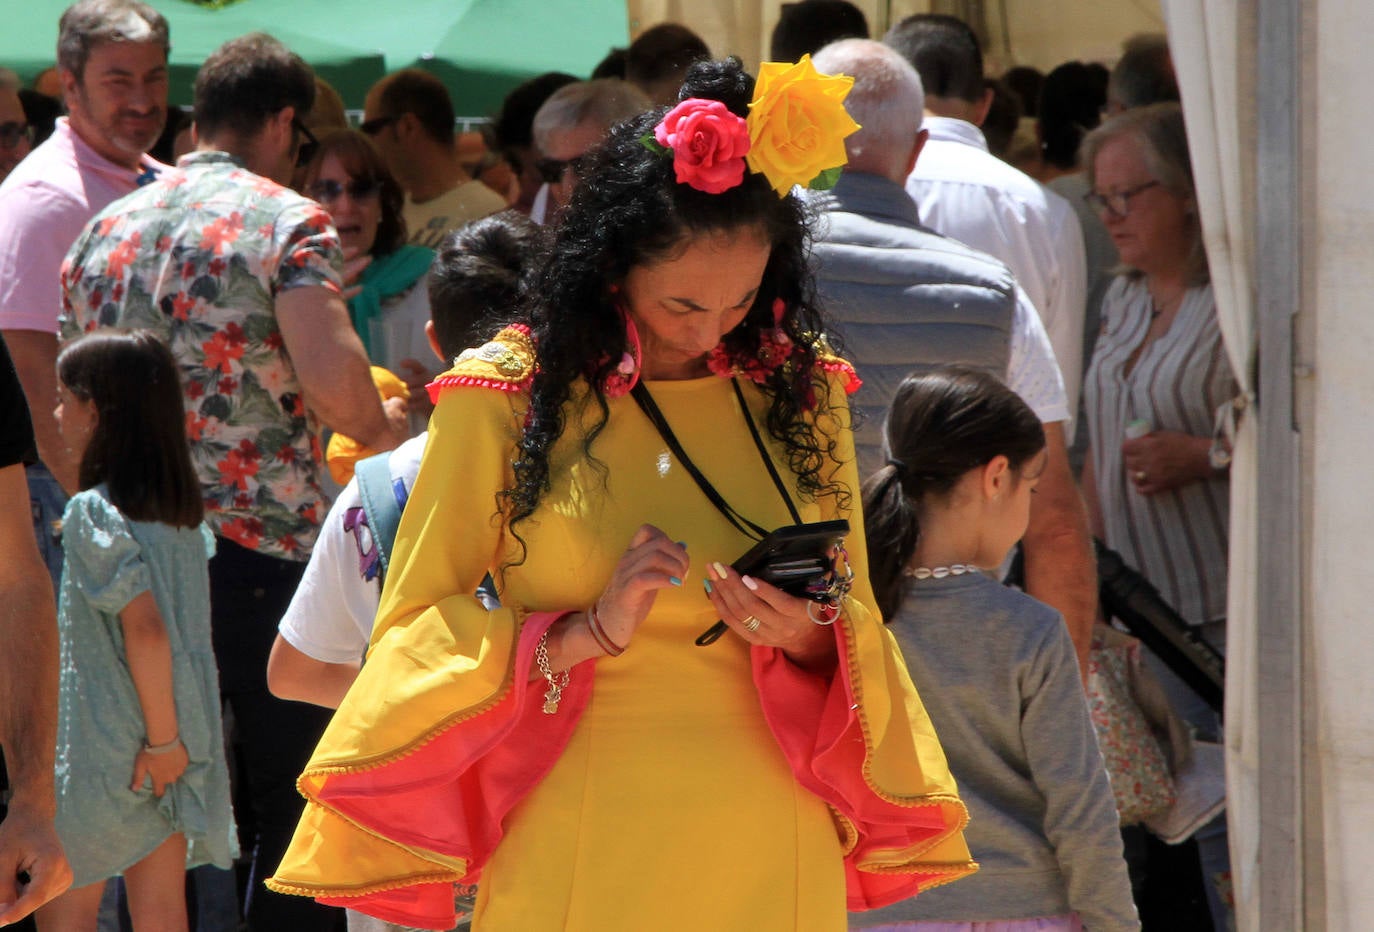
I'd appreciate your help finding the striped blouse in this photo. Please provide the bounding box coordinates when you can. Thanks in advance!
[1084,277,1236,625]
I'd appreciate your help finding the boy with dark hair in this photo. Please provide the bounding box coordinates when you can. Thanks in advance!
[269,212,539,712]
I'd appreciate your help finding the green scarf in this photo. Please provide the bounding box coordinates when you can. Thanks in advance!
[347,244,435,361]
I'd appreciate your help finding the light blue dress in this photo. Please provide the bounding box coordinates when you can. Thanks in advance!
[53,487,237,887]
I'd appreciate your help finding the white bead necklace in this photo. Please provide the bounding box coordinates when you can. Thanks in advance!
[903,563,979,580]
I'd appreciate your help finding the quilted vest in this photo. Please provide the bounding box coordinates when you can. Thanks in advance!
[810,172,1017,478]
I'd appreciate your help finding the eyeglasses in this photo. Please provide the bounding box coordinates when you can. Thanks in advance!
[535,153,589,184]
[359,115,399,137]
[307,177,380,205]
[0,121,33,150]
[1084,180,1161,218]
[292,117,319,168]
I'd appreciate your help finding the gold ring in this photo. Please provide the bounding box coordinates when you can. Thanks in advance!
[742,615,761,633]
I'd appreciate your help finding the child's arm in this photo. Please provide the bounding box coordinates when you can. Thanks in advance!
[267,635,360,709]
[120,590,189,798]
[1024,617,1140,931]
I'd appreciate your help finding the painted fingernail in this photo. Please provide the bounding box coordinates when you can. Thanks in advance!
[676,540,688,549]
[712,561,729,579]
[669,576,682,587]
[741,575,759,591]
[703,579,713,595]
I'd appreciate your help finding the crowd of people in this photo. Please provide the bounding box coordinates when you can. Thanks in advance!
[0,1,1236,930]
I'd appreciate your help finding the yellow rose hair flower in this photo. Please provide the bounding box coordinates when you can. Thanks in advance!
[746,54,861,197]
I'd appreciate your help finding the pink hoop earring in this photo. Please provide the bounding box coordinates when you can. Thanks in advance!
[602,305,642,398]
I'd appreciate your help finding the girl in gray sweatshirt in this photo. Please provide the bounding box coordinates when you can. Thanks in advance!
[853,368,1137,932]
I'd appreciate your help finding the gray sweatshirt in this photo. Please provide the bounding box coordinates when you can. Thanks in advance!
[852,572,1138,931]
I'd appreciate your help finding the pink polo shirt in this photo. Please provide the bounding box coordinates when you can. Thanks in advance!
[0,118,165,334]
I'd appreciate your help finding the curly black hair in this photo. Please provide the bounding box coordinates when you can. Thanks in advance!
[504,57,850,556]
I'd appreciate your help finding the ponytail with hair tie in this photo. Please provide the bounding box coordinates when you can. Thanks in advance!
[862,367,1046,620]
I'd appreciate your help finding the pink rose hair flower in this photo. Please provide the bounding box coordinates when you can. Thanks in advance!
[654,99,751,194]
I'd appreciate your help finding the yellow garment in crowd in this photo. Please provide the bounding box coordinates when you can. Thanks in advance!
[271,336,974,930]
[324,365,410,485]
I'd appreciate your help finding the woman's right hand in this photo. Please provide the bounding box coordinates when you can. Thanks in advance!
[592,524,690,648]
[131,741,189,798]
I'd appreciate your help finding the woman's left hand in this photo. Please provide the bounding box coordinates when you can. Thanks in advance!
[704,562,837,671]
[1122,430,1214,495]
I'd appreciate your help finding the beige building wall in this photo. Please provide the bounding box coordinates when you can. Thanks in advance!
[627,0,1164,74]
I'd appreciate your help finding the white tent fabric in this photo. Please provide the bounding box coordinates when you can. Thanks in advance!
[1158,0,1260,927]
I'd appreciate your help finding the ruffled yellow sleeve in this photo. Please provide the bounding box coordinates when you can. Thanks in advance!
[269,338,593,929]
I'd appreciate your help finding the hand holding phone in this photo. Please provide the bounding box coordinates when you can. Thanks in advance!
[696,519,849,646]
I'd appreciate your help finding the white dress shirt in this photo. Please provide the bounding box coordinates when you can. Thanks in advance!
[907,116,1088,438]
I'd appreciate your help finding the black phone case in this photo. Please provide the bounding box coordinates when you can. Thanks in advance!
[696,519,851,646]
[731,519,850,592]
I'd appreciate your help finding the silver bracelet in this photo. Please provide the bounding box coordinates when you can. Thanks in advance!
[536,630,569,714]
[142,736,182,755]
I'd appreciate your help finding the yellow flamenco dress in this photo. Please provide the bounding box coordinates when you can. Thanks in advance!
[269,326,976,930]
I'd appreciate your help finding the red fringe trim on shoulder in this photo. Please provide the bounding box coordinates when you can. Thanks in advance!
[818,357,862,395]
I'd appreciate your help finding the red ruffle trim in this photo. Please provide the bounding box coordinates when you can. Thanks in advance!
[753,623,958,911]
[307,612,945,926]
[425,373,531,405]
[819,357,862,395]
[425,323,535,404]
[311,611,590,930]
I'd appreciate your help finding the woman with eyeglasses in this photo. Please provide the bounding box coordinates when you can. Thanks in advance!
[299,130,436,423]
[1079,102,1237,931]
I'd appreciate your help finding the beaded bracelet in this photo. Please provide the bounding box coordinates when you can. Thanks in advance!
[536,630,569,714]
[587,602,627,657]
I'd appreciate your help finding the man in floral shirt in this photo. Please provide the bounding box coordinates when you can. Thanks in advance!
[61,33,400,931]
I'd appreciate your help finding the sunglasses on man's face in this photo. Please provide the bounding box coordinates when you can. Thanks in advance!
[535,153,590,185]
[292,117,319,168]
[0,121,33,150]
[359,115,400,137]
[306,177,380,205]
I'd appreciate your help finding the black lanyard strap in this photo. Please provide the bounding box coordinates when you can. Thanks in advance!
[629,378,801,539]
[729,379,802,525]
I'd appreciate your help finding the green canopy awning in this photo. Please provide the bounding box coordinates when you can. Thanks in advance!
[6,0,629,116]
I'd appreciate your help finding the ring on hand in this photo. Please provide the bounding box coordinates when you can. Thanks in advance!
[1134,470,1148,482]
[741,615,761,633]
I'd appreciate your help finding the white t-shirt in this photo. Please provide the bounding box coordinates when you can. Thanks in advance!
[369,274,433,377]
[908,117,1087,437]
[1007,282,1071,426]
[279,435,428,663]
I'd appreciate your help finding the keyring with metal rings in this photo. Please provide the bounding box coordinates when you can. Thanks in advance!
[807,600,840,626]
[741,615,761,633]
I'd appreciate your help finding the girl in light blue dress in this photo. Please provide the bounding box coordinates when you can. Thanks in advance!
[36,331,234,932]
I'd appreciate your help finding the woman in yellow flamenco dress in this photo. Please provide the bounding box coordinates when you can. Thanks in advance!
[270,57,976,930]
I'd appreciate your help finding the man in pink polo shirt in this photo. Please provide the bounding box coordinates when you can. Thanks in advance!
[0,0,168,585]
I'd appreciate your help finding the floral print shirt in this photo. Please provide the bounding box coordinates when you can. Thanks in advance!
[61,151,343,561]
